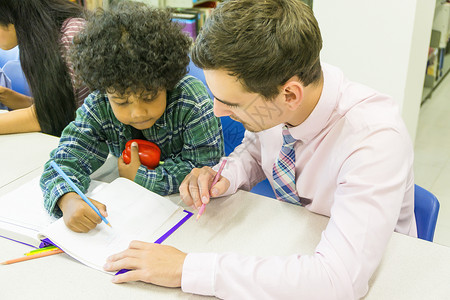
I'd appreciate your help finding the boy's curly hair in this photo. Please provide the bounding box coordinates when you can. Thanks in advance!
[70,1,191,96]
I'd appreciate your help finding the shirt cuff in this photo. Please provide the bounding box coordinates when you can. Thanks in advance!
[181,252,218,296]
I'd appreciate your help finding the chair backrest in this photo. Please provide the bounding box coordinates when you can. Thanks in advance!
[414,184,440,242]
[2,60,31,96]
[0,46,20,68]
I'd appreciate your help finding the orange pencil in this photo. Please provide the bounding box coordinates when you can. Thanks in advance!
[1,248,64,265]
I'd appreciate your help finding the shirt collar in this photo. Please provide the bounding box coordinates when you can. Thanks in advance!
[288,63,340,144]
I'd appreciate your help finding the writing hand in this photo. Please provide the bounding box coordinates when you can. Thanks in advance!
[179,166,230,209]
[57,192,108,232]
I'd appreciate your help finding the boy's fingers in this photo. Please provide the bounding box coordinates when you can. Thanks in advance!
[130,142,139,161]
[92,199,108,217]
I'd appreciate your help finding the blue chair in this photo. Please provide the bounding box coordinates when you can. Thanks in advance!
[2,60,31,96]
[0,46,20,68]
[414,184,440,242]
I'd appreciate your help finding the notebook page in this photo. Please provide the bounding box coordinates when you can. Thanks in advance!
[38,177,182,272]
[0,177,56,247]
[0,177,109,247]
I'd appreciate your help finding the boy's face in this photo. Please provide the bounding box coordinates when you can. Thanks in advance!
[107,90,167,130]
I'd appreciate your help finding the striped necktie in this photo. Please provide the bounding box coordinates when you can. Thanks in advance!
[272,125,300,204]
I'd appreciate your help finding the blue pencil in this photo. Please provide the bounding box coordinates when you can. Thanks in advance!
[49,161,112,227]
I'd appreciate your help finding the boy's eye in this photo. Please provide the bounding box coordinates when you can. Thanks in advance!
[114,101,129,106]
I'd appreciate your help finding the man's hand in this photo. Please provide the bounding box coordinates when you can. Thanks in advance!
[104,241,187,287]
[118,141,141,180]
[57,192,108,232]
[179,166,230,209]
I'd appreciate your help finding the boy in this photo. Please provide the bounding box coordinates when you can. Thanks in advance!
[40,2,224,233]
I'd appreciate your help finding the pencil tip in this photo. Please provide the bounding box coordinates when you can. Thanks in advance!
[107,223,112,227]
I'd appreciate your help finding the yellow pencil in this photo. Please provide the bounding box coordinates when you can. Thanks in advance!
[25,246,57,256]
[1,248,64,265]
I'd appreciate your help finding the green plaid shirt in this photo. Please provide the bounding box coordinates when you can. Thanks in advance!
[41,75,224,217]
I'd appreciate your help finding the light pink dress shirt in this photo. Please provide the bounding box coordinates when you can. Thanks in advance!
[182,64,416,299]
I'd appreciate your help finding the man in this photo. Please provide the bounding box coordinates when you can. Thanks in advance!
[104,1,416,299]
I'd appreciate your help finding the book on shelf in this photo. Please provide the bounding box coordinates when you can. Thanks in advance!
[0,176,192,273]
[173,11,199,39]
[166,0,217,9]
[172,6,215,39]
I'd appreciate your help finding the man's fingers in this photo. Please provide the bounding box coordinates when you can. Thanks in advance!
[104,257,141,272]
[111,270,144,284]
[210,176,230,197]
[198,172,212,205]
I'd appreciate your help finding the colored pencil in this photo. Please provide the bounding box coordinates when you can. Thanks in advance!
[197,159,228,221]
[25,245,57,256]
[2,249,64,265]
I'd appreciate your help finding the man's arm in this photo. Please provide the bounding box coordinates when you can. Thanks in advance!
[181,128,414,299]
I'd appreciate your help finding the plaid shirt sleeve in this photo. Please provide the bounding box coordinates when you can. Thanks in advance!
[133,76,224,195]
[40,92,112,218]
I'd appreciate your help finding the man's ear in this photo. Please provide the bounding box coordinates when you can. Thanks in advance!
[282,78,303,110]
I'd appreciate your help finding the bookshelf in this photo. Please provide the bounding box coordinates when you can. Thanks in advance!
[422,1,450,104]
[97,1,313,40]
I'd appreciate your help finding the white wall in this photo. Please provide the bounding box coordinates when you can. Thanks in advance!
[313,0,436,142]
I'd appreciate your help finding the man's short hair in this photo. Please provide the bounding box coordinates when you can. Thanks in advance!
[191,0,322,100]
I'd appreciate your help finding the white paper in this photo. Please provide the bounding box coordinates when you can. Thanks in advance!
[38,177,183,272]
[0,177,57,247]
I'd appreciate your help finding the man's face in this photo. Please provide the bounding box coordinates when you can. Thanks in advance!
[0,24,18,50]
[204,69,285,132]
[107,90,167,130]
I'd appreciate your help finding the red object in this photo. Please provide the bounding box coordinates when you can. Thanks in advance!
[122,139,161,169]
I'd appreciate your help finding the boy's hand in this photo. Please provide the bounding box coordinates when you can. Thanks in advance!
[57,192,108,233]
[118,141,141,180]
[179,166,230,209]
[103,241,186,287]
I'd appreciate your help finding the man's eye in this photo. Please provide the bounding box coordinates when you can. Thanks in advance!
[227,103,239,108]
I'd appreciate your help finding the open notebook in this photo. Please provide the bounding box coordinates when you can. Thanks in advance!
[0,177,192,273]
